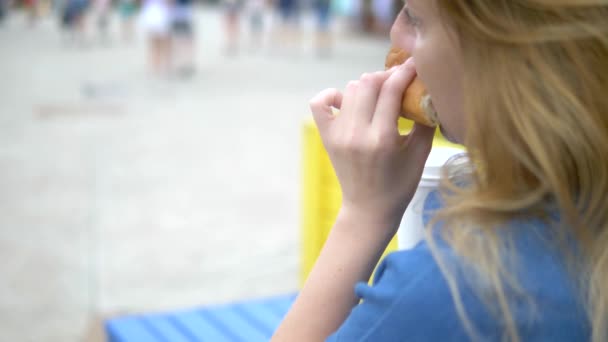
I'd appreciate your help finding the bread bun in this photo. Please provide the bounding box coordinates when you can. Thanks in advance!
[385,47,438,127]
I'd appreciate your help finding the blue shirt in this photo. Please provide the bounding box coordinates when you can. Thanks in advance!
[326,192,589,341]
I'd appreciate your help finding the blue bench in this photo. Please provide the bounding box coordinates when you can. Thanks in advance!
[105,293,297,342]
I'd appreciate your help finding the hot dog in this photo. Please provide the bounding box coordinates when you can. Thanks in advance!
[385,47,438,127]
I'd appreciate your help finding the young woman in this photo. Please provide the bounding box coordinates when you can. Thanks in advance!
[222,0,242,55]
[273,0,608,341]
[140,0,172,74]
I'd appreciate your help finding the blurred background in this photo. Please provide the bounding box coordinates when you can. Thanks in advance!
[0,0,403,340]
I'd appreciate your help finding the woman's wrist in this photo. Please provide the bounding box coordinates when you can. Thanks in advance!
[272,202,403,341]
[336,204,404,241]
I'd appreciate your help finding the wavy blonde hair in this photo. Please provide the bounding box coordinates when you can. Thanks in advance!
[426,1,608,341]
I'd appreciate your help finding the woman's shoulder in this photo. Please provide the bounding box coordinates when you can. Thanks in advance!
[327,236,589,341]
[327,244,479,341]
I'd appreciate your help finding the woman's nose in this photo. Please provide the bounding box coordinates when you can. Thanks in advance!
[390,10,413,53]
[390,13,405,45]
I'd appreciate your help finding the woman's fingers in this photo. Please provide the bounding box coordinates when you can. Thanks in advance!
[309,88,343,132]
[307,63,439,226]
[353,71,393,124]
[310,65,407,143]
[338,80,359,122]
[372,59,418,138]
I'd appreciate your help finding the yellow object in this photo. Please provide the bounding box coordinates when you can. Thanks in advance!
[300,117,462,287]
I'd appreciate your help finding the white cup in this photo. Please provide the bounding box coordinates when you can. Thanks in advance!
[397,147,463,250]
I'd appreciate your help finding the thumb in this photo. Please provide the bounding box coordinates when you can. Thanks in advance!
[309,88,343,132]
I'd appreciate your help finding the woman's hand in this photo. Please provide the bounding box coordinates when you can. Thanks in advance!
[309,59,435,231]
[272,59,436,342]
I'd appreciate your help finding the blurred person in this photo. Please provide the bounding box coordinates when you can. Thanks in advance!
[92,0,111,43]
[360,0,374,33]
[276,0,299,23]
[140,0,172,75]
[222,0,241,55]
[61,0,88,45]
[24,0,39,25]
[52,0,65,17]
[171,0,195,76]
[245,0,265,52]
[118,0,137,43]
[371,0,393,33]
[272,0,301,54]
[313,0,331,58]
[38,0,51,16]
[0,0,6,24]
[273,0,608,341]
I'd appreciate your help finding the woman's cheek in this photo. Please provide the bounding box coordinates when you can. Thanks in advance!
[403,35,416,54]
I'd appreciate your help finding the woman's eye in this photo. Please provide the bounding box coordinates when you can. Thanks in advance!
[402,6,421,27]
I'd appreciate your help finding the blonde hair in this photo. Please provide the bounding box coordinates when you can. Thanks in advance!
[427,1,608,341]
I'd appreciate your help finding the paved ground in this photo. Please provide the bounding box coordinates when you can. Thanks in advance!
[0,6,390,341]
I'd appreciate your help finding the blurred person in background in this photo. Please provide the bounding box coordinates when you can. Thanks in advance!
[92,0,111,43]
[118,0,137,43]
[0,0,6,24]
[313,0,331,58]
[371,0,393,33]
[60,0,88,45]
[245,0,265,52]
[140,0,172,75]
[272,0,301,54]
[51,0,65,20]
[24,0,39,25]
[359,0,374,33]
[171,0,195,76]
[222,0,241,55]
